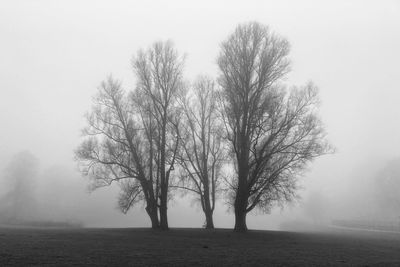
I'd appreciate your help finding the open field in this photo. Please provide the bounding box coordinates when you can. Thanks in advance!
[1,227,400,266]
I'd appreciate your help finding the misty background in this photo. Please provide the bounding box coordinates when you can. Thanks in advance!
[1,0,400,229]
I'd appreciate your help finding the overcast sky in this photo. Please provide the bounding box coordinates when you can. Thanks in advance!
[1,0,400,229]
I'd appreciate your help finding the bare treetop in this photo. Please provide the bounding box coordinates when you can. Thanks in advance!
[218,22,290,100]
[132,41,185,113]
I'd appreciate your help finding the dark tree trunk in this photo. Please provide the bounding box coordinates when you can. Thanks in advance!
[233,127,250,232]
[203,185,215,229]
[142,179,160,230]
[159,119,169,231]
[159,183,169,230]
[145,200,159,229]
[146,206,160,229]
[234,208,248,232]
[150,214,159,229]
[159,202,168,230]
[204,210,214,229]
[234,183,248,232]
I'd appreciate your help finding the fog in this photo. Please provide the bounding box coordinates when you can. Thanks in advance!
[1,0,400,230]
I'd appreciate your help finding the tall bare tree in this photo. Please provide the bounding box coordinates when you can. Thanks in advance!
[132,41,184,230]
[75,77,161,229]
[175,76,224,229]
[77,41,184,230]
[217,22,331,231]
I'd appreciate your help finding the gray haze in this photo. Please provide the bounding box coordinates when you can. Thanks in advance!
[1,0,400,229]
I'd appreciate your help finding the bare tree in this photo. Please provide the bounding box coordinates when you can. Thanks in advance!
[132,41,184,230]
[175,76,225,229]
[217,22,331,231]
[75,77,161,229]
[76,41,184,231]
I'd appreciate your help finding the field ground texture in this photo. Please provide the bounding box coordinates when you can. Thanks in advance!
[1,227,400,266]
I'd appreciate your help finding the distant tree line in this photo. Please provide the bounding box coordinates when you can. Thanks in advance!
[75,22,331,232]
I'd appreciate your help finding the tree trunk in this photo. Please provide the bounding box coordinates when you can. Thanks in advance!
[233,130,250,232]
[203,185,215,229]
[234,186,248,232]
[234,208,247,232]
[150,215,159,229]
[147,207,160,229]
[158,116,169,231]
[159,207,168,230]
[204,210,214,229]
[159,183,169,230]
[145,202,159,229]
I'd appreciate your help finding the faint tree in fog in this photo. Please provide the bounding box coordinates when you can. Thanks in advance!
[76,41,184,230]
[217,22,331,232]
[302,191,329,224]
[0,151,38,223]
[374,159,400,217]
[174,76,225,229]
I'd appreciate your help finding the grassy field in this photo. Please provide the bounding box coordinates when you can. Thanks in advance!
[0,227,400,266]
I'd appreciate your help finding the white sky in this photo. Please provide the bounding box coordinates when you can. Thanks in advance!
[1,0,400,229]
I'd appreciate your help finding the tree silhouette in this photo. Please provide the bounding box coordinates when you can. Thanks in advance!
[76,77,161,228]
[76,41,184,230]
[132,41,184,230]
[217,22,331,231]
[175,76,225,229]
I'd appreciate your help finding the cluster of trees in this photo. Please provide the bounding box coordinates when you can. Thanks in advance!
[75,22,330,232]
[0,152,85,227]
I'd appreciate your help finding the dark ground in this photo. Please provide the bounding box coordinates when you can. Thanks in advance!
[0,227,400,266]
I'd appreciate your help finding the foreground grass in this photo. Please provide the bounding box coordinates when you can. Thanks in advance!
[0,227,400,266]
